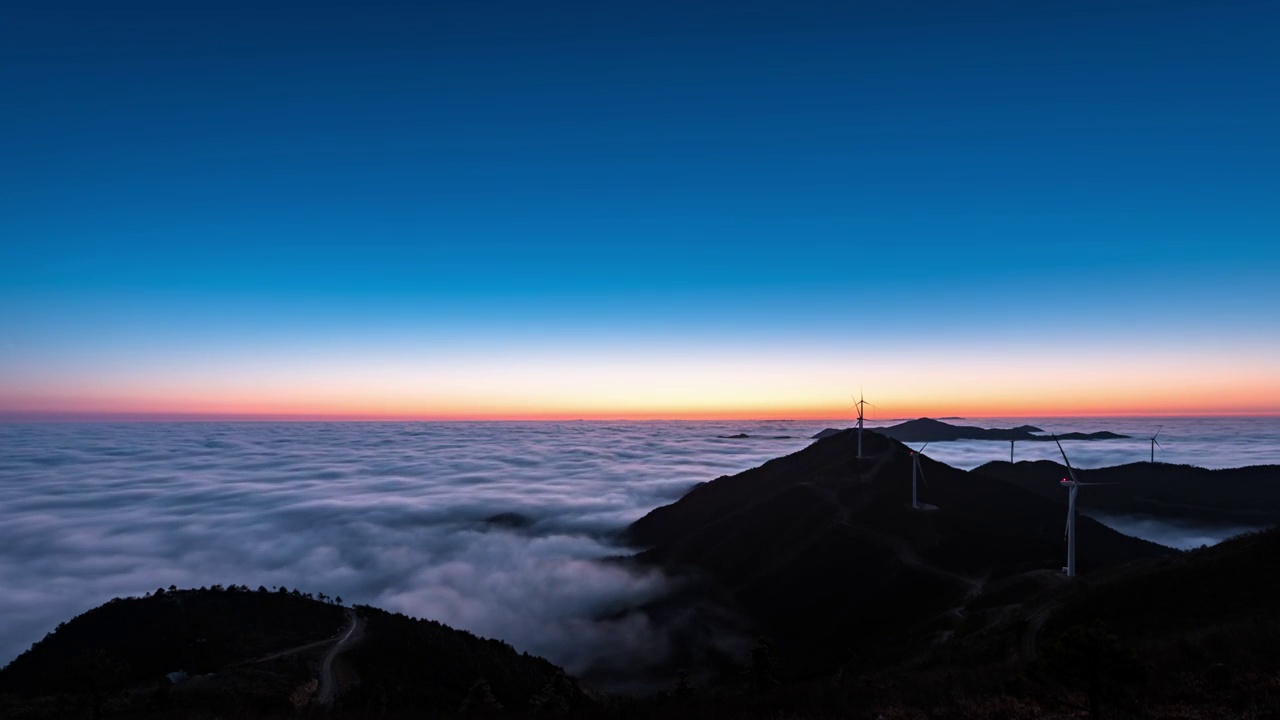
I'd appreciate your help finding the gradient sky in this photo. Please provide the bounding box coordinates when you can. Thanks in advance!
[2,0,1278,419]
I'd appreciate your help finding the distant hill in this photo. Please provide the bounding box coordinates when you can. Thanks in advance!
[973,459,1280,525]
[625,429,1168,674]
[0,586,585,719]
[877,417,1127,443]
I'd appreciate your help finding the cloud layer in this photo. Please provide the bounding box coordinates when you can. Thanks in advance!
[0,420,817,679]
[3,417,1275,681]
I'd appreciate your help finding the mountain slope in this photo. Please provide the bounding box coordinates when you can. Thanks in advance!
[626,430,1170,672]
[0,586,585,719]
[974,459,1280,525]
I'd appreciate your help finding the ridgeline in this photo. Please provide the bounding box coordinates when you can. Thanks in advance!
[813,417,1129,442]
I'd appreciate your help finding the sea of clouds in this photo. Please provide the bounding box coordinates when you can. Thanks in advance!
[1,417,1277,680]
[0,421,819,682]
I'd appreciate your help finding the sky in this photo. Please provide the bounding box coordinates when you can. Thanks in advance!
[2,0,1278,420]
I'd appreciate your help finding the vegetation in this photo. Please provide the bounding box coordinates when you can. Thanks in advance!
[337,604,587,715]
[0,586,587,719]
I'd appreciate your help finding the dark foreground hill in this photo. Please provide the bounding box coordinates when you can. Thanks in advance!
[926,526,1280,719]
[974,459,1280,526]
[625,429,1169,676]
[0,586,585,719]
[623,527,1280,720]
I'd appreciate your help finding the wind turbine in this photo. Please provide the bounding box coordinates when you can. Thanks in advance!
[1053,435,1112,578]
[851,390,871,459]
[910,443,929,509]
[1149,425,1163,463]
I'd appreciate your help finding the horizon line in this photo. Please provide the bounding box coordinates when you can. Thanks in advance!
[3,411,1277,423]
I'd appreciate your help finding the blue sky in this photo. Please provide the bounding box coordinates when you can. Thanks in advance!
[2,0,1278,417]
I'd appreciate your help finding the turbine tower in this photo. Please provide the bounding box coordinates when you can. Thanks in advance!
[1054,435,1111,577]
[910,443,929,509]
[1149,425,1163,463]
[1010,439,1015,464]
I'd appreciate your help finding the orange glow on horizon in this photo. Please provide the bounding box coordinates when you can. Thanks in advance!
[4,346,1277,421]
[5,398,1278,422]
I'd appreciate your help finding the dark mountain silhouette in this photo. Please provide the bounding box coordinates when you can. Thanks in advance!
[0,586,585,719]
[1034,526,1280,718]
[1042,524,1280,650]
[624,429,1169,674]
[943,526,1280,719]
[877,417,1126,442]
[623,527,1280,720]
[973,459,1280,526]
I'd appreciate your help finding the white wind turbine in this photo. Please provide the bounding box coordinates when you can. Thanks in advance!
[1149,425,1164,463]
[1054,435,1112,578]
[851,390,873,459]
[910,443,928,509]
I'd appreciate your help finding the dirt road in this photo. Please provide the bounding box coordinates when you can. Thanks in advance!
[315,609,362,707]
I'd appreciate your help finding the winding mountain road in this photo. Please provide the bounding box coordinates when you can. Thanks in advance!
[315,609,362,707]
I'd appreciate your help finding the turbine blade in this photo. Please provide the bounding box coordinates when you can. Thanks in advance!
[1153,425,1163,440]
[916,442,929,453]
[918,459,927,486]
[1052,435,1080,483]
[1154,439,1163,449]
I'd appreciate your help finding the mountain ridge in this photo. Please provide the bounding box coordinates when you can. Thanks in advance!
[812,417,1129,442]
[625,429,1169,673]
[973,458,1280,525]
